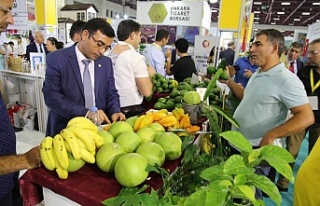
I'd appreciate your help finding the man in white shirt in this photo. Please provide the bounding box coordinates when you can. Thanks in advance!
[112,19,155,117]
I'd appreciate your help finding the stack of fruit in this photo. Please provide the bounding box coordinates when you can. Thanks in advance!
[207,58,229,80]
[40,117,109,179]
[152,73,178,93]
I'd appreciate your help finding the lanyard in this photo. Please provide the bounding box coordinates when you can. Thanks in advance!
[310,69,320,94]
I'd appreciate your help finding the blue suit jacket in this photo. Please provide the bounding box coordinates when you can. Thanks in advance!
[25,43,49,61]
[42,45,121,136]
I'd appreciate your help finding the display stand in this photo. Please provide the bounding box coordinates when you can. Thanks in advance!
[0,70,48,133]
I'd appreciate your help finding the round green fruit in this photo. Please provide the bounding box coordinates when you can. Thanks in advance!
[136,142,165,167]
[115,153,149,187]
[96,143,126,173]
[155,132,182,160]
[115,131,142,153]
[183,91,201,105]
[148,123,165,133]
[136,127,157,143]
[98,130,114,145]
[67,152,85,172]
[125,116,138,128]
[108,121,133,139]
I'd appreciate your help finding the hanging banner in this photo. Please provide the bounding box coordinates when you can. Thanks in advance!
[218,0,242,31]
[137,1,211,30]
[194,35,218,75]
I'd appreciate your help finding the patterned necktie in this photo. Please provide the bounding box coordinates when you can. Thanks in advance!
[289,61,294,73]
[82,59,94,109]
[39,44,43,53]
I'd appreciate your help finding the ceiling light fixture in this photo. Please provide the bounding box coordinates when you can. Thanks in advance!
[277,12,285,14]
[271,22,276,25]
[254,11,261,14]
[254,17,259,20]
[294,18,300,21]
[281,2,290,5]
[254,2,262,5]
[273,18,280,21]
[302,12,310,15]
[211,10,217,12]
[312,3,320,5]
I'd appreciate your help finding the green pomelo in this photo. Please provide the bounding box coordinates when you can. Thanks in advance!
[67,152,85,172]
[96,143,126,173]
[183,91,201,105]
[136,142,165,167]
[115,131,142,153]
[125,116,139,128]
[115,153,149,187]
[136,127,157,143]
[155,132,182,160]
[108,121,133,139]
[98,130,114,145]
[148,123,165,133]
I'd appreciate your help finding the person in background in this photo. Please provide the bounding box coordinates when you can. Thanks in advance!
[8,41,15,55]
[275,41,306,192]
[112,19,154,118]
[143,29,171,77]
[297,38,320,154]
[166,38,197,83]
[2,42,12,55]
[0,0,42,205]
[25,31,49,61]
[42,18,126,137]
[207,46,216,65]
[16,36,25,56]
[222,29,314,199]
[65,20,86,48]
[46,37,64,52]
[219,41,235,66]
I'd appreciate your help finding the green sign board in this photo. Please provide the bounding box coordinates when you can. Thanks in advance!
[148,3,168,23]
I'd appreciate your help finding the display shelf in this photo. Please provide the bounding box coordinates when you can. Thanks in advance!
[0,70,48,133]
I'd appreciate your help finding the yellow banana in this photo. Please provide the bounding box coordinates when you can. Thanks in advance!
[200,134,213,154]
[67,117,98,133]
[52,148,68,179]
[52,134,69,170]
[64,140,72,153]
[138,116,151,130]
[68,127,96,153]
[152,112,167,121]
[146,112,154,124]
[82,129,104,149]
[77,138,88,150]
[60,128,81,160]
[40,136,56,171]
[134,115,146,132]
[80,148,95,163]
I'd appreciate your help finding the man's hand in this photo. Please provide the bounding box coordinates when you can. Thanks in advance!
[25,146,42,169]
[259,135,276,147]
[165,48,172,59]
[243,69,253,78]
[111,112,126,122]
[97,110,111,124]
[227,65,236,77]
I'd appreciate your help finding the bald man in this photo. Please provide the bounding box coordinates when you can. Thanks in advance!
[25,31,49,61]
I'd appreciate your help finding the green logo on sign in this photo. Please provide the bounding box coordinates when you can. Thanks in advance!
[148,3,168,23]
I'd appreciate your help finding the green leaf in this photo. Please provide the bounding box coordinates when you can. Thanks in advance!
[182,144,200,164]
[263,156,294,183]
[118,185,149,195]
[234,174,247,185]
[211,105,240,128]
[220,131,253,153]
[182,134,195,151]
[223,155,255,175]
[249,174,282,206]
[260,145,294,163]
[237,185,256,203]
[139,189,160,206]
[200,164,225,181]
[184,190,207,206]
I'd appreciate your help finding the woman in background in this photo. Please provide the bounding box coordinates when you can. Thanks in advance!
[46,37,64,52]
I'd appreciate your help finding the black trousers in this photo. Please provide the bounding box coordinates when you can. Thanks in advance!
[121,105,146,118]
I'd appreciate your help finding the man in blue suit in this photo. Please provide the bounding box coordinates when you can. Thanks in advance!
[42,18,126,137]
[25,31,49,61]
[287,41,304,74]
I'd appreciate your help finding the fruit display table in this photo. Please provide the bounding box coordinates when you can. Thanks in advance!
[141,92,169,110]
[19,158,181,206]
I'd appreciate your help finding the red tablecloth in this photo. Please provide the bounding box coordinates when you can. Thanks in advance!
[19,158,181,206]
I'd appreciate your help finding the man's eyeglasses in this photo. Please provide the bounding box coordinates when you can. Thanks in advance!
[0,5,16,17]
[90,35,112,52]
[307,50,320,55]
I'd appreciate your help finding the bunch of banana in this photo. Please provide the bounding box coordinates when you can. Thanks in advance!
[172,108,185,121]
[200,133,215,154]
[40,116,105,179]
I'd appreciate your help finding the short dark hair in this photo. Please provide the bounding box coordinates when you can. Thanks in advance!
[155,29,169,42]
[175,38,189,53]
[290,41,304,50]
[83,18,115,38]
[47,37,64,49]
[8,41,14,46]
[255,29,284,57]
[69,20,86,39]
[117,19,141,41]
[227,41,235,47]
